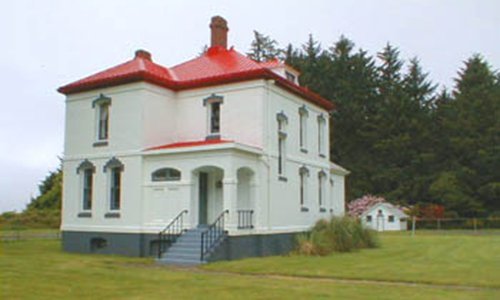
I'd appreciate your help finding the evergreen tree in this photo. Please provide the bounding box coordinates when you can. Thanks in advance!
[247,31,280,62]
[433,55,500,216]
[27,169,62,211]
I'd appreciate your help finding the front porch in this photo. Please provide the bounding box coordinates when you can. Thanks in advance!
[189,165,257,232]
[143,142,263,235]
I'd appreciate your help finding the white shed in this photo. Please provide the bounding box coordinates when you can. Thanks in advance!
[361,202,408,231]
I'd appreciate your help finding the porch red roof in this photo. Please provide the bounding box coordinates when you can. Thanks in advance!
[146,139,233,151]
[58,47,334,111]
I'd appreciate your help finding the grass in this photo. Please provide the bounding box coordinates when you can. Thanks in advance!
[1,233,499,299]
[205,231,500,289]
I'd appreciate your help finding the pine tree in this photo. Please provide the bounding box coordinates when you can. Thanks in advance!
[247,31,280,62]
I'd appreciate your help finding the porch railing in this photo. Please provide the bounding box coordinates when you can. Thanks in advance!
[237,210,254,229]
[201,209,229,261]
[157,210,188,258]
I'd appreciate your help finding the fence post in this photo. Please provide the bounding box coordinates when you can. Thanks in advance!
[473,218,477,233]
[411,216,416,237]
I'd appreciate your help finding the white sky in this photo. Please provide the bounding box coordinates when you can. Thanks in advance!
[0,0,499,212]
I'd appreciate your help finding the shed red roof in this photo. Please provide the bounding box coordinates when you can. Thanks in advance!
[58,47,334,110]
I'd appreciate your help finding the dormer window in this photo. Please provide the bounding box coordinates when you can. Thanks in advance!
[92,94,112,147]
[285,71,296,83]
[204,94,224,139]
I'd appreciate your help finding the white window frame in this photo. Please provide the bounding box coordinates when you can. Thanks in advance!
[277,112,288,180]
[317,114,326,157]
[299,105,308,153]
[103,157,124,215]
[299,166,309,211]
[318,171,327,211]
[92,94,112,147]
[76,160,95,216]
[203,94,224,139]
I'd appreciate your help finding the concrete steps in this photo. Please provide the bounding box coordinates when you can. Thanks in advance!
[158,227,208,266]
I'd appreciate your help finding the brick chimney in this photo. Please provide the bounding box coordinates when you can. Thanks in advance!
[135,49,152,61]
[210,16,229,49]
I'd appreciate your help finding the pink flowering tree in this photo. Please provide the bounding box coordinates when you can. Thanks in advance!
[348,195,385,217]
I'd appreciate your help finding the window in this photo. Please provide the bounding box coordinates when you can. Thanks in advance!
[285,71,296,83]
[318,171,326,208]
[92,94,112,146]
[277,112,288,179]
[366,215,372,222]
[152,168,181,182]
[103,157,124,211]
[110,168,121,210]
[98,104,109,140]
[83,169,93,210]
[299,105,308,152]
[388,215,395,223]
[76,160,95,213]
[317,114,326,157]
[210,102,220,134]
[203,94,224,138]
[299,166,309,211]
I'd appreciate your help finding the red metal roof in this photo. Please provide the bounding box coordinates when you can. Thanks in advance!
[146,139,233,151]
[58,47,334,110]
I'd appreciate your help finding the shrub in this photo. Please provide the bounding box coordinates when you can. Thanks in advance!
[0,210,60,230]
[296,216,378,256]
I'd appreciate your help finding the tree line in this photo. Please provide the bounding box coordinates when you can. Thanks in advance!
[4,31,498,224]
[249,31,499,217]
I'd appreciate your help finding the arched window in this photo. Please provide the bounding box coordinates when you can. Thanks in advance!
[151,168,181,182]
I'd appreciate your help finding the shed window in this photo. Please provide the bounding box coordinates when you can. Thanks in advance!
[366,215,372,222]
[152,168,181,182]
[388,215,395,223]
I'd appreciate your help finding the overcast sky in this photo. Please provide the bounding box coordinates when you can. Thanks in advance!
[1,0,499,213]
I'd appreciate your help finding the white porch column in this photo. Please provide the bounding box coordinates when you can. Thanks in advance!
[223,169,238,232]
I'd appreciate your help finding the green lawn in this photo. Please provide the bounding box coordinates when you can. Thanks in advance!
[1,233,499,299]
[205,231,500,288]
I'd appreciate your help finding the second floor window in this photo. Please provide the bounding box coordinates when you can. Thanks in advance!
[204,94,224,137]
[277,112,288,177]
[299,106,308,151]
[210,102,221,134]
[92,94,112,145]
[98,104,109,140]
[317,114,326,157]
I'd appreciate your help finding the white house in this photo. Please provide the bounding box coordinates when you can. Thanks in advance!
[58,16,349,264]
[361,202,408,231]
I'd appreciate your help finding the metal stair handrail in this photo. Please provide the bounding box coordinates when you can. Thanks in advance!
[201,209,229,261]
[158,209,188,258]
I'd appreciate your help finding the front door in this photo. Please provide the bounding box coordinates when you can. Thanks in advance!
[198,172,208,225]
